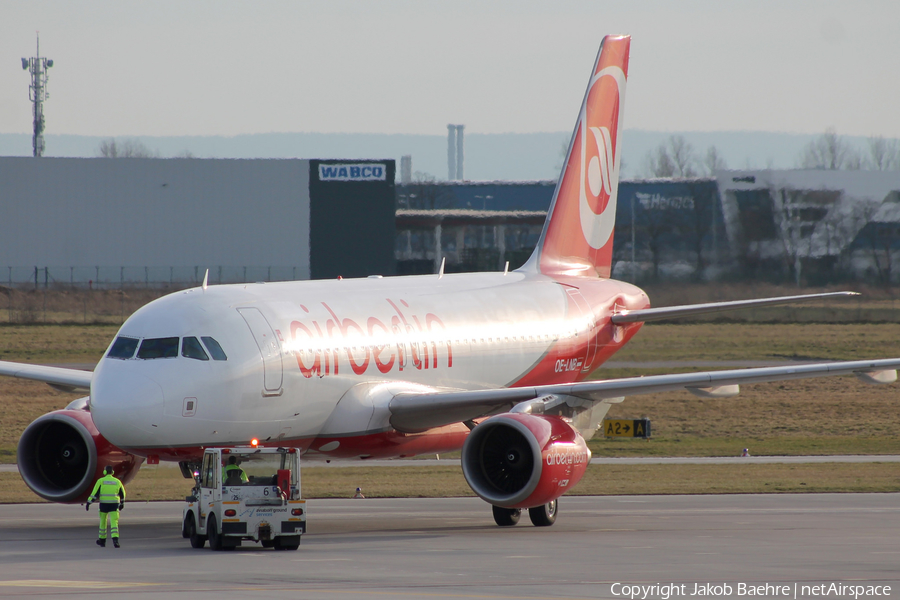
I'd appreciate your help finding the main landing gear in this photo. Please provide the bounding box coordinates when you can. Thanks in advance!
[492,499,557,527]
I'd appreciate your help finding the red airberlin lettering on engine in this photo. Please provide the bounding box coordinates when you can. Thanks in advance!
[290,299,452,378]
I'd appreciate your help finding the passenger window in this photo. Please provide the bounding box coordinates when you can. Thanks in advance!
[137,337,179,359]
[107,336,138,359]
[181,337,209,361]
[201,336,228,361]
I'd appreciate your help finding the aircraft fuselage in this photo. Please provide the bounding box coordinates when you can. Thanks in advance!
[89,271,648,462]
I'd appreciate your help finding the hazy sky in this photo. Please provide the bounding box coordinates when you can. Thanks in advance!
[2,1,899,139]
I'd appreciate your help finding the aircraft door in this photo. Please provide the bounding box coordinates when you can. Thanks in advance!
[237,307,284,395]
[565,289,597,372]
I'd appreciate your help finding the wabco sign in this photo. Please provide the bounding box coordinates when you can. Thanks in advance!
[318,163,387,182]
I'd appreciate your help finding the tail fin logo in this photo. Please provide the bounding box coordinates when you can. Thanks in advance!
[531,34,629,278]
[579,66,626,250]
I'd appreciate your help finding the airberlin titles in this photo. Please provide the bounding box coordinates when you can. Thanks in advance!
[545,446,589,467]
[283,297,599,381]
[288,298,452,378]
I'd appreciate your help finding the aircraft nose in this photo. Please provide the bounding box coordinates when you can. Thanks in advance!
[91,372,165,448]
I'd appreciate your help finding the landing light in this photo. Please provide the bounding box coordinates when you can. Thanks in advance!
[251,438,259,447]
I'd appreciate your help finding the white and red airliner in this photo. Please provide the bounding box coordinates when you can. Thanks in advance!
[3,35,898,527]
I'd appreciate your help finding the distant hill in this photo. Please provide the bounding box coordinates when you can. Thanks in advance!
[0,130,886,181]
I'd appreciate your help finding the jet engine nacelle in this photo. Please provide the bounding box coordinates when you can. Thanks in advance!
[17,407,143,503]
[461,413,590,509]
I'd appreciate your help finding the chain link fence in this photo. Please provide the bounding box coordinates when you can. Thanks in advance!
[1,266,306,324]
[4,266,306,290]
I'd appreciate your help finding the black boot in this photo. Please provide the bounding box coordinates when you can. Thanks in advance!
[96,538,106,547]
[112,538,120,548]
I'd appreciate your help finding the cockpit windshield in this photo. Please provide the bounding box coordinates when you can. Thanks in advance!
[107,336,138,359]
[137,337,179,359]
[181,337,209,361]
[201,336,228,361]
[107,335,228,361]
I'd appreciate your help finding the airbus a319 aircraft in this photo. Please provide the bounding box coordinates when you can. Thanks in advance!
[3,35,899,527]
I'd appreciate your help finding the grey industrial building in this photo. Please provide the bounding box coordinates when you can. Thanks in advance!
[2,157,898,288]
[0,157,395,286]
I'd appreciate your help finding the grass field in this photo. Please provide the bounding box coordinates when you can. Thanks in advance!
[4,461,899,504]
[3,282,899,324]
[2,317,899,501]
[3,322,900,463]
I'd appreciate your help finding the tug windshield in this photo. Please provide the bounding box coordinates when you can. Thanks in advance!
[222,452,297,487]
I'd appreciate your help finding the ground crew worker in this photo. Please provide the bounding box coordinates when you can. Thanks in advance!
[86,465,126,548]
[223,456,249,484]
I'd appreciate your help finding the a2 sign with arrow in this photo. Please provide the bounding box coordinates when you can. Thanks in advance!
[603,418,651,439]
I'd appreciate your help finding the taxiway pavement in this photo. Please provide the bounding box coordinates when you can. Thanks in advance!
[3,455,899,474]
[0,494,897,599]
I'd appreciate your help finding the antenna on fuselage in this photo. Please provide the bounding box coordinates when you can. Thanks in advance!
[438,257,446,279]
[202,269,209,291]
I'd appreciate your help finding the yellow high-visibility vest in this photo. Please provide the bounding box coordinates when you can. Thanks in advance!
[223,464,248,483]
[90,475,125,504]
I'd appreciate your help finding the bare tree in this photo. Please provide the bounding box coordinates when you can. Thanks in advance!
[640,205,674,281]
[821,199,878,278]
[97,137,158,158]
[864,136,900,171]
[798,128,861,170]
[98,138,118,157]
[554,137,569,175]
[644,146,675,177]
[681,180,718,278]
[398,173,453,210]
[845,152,862,170]
[668,136,697,177]
[852,200,898,285]
[643,135,697,178]
[773,186,809,286]
[702,146,728,175]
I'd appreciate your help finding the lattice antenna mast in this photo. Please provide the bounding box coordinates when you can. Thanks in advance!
[22,33,53,157]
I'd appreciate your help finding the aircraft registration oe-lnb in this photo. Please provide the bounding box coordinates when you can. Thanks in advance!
[3,35,899,528]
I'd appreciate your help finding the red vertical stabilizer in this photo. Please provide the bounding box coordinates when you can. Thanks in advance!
[530,35,630,279]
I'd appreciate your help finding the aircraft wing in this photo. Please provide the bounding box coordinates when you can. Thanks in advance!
[0,360,93,393]
[388,358,900,433]
[611,292,858,324]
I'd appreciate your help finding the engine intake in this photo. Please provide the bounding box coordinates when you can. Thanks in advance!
[17,408,142,503]
[461,413,590,509]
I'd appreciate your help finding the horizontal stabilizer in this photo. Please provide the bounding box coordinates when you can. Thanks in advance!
[611,292,859,324]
